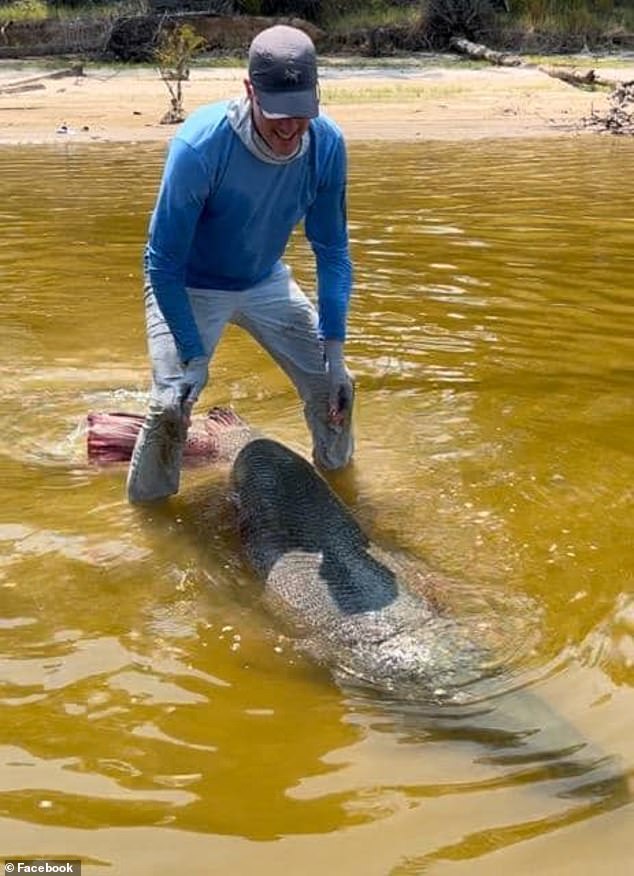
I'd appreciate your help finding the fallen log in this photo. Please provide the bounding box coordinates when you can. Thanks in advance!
[449,35,623,90]
[0,82,46,94]
[449,36,522,67]
[0,64,83,94]
[450,34,633,135]
[536,64,625,90]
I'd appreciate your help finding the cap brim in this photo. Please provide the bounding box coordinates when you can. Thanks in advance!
[256,88,319,119]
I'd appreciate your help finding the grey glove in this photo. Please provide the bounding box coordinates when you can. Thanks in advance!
[324,339,354,425]
[180,355,209,411]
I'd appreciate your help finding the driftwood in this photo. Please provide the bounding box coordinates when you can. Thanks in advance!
[0,64,84,94]
[450,35,634,134]
[450,36,623,90]
[583,81,634,135]
[449,37,521,67]
[537,64,625,90]
[0,82,45,94]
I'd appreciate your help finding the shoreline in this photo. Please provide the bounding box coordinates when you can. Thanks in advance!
[1,60,633,145]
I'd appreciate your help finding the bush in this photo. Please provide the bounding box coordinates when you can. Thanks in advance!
[420,0,500,46]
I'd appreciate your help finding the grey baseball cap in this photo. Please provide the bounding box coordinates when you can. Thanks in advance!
[248,25,319,119]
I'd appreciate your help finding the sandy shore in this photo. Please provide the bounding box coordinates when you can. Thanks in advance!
[0,59,632,145]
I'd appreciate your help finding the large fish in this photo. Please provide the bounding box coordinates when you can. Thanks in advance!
[229,435,630,802]
[230,435,491,698]
[87,406,629,797]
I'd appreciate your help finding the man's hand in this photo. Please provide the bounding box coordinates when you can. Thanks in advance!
[180,356,209,425]
[324,339,354,426]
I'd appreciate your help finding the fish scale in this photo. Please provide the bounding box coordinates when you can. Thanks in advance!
[231,437,492,700]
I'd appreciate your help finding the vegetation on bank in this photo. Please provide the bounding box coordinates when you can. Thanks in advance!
[0,0,633,54]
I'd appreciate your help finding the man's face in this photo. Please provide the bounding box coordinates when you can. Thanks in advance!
[245,80,311,157]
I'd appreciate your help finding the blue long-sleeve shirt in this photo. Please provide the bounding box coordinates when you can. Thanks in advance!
[146,100,353,362]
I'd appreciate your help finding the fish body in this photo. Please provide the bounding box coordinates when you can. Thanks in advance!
[231,437,490,699]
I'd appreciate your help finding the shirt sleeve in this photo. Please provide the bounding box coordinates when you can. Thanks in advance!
[146,138,211,362]
[304,134,353,342]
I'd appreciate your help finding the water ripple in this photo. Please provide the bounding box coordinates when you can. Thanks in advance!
[0,137,631,859]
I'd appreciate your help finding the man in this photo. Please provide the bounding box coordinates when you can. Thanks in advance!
[127,24,355,503]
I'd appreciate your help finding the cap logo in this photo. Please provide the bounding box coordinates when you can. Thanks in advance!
[284,67,300,83]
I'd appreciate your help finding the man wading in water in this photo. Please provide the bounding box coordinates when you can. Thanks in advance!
[127,24,354,502]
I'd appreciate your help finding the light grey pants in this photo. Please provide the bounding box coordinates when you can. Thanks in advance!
[126,264,354,502]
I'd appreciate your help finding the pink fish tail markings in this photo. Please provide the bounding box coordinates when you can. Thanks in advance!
[86,406,248,464]
[86,411,144,463]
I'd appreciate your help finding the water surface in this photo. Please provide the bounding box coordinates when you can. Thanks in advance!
[0,137,632,874]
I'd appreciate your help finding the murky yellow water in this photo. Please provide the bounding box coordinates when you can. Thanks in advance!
[0,137,632,875]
